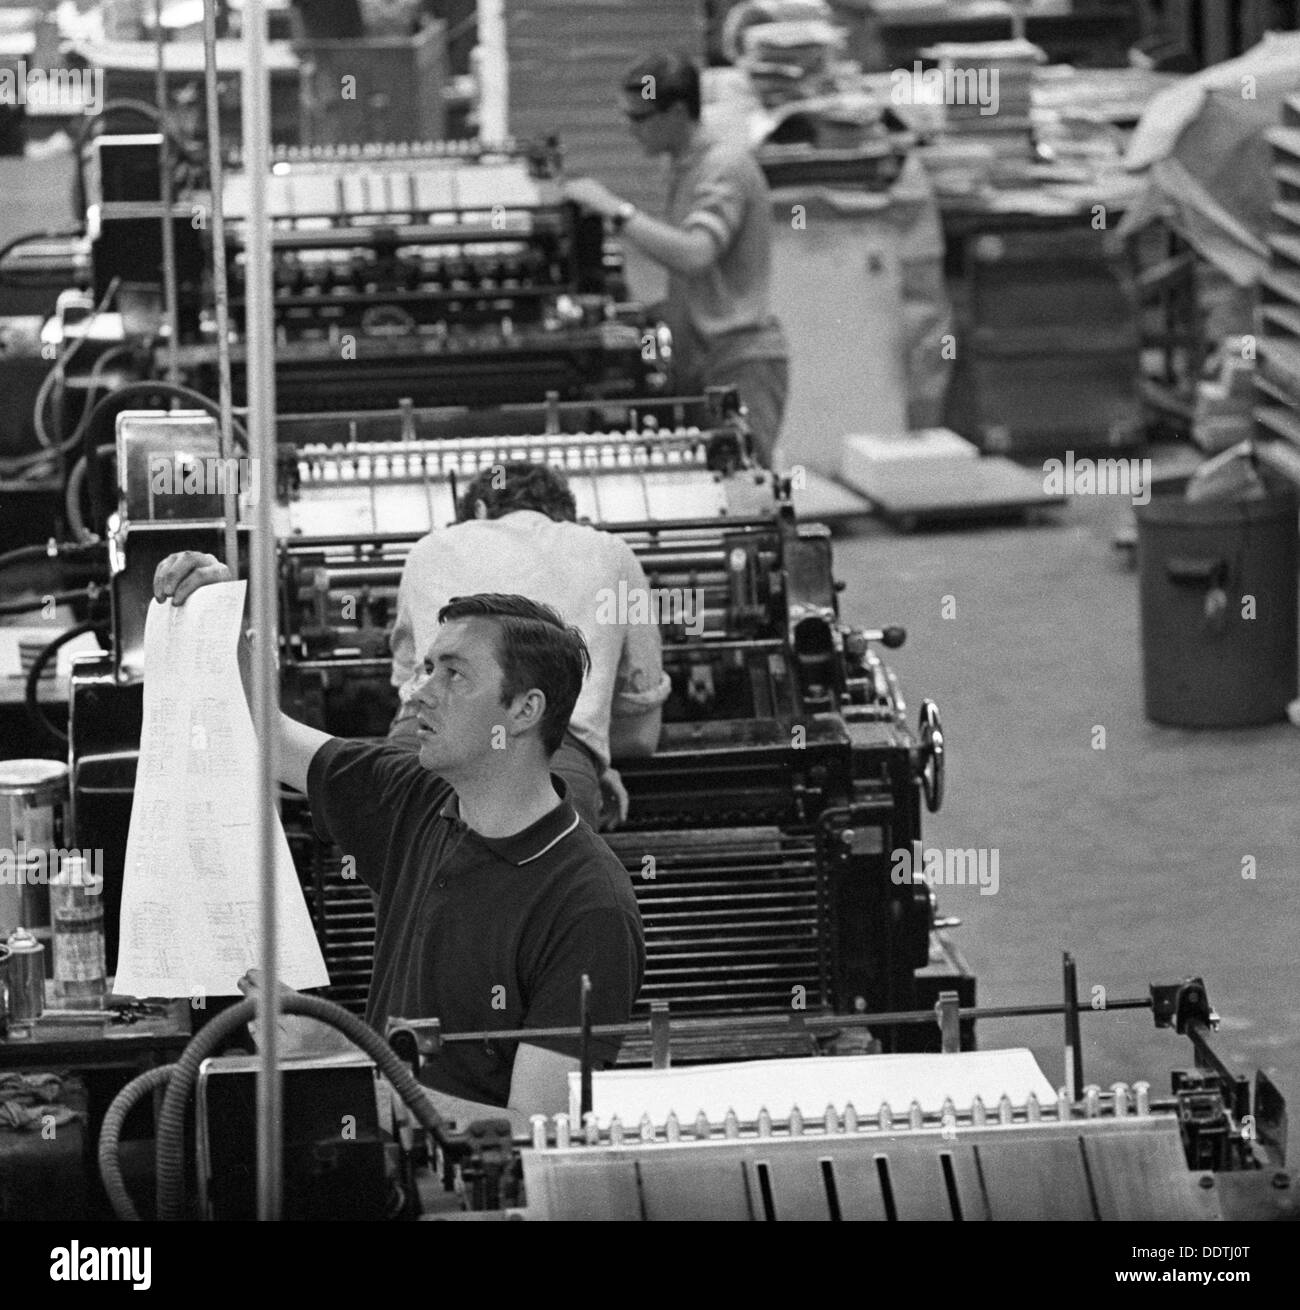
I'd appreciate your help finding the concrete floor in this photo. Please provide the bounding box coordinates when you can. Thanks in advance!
[831,468,1300,1119]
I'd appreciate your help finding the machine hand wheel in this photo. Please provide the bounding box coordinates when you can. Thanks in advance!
[918,699,944,813]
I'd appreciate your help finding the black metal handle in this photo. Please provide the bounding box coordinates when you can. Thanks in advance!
[1165,556,1227,588]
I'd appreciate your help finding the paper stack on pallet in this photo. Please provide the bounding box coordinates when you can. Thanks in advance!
[920,38,1046,161]
[740,18,845,107]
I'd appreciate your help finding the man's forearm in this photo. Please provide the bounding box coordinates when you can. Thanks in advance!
[237,627,331,793]
[623,211,714,277]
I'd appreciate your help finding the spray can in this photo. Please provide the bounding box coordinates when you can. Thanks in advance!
[6,927,45,1027]
[51,854,106,1007]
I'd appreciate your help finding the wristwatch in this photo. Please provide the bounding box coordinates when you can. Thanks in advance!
[611,200,638,232]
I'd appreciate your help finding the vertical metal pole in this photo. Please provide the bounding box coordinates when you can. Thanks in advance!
[203,0,239,580]
[153,0,180,385]
[579,973,593,1119]
[1063,952,1083,1102]
[242,0,282,1221]
[476,0,508,143]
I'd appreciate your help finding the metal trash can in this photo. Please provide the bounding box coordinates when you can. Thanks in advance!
[1135,489,1298,726]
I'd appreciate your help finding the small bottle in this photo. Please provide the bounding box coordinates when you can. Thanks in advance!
[51,855,106,1008]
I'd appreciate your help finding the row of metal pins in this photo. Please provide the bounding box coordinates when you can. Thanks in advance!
[239,139,520,166]
[298,431,701,458]
[529,1080,1155,1150]
[295,438,701,483]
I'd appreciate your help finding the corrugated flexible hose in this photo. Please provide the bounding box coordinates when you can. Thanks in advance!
[98,1064,174,1221]
[99,994,450,1221]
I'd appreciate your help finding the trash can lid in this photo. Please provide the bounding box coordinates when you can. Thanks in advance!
[0,759,69,794]
[1134,487,1298,526]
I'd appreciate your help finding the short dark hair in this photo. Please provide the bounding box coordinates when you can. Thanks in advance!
[436,593,590,756]
[456,462,577,523]
[621,51,701,120]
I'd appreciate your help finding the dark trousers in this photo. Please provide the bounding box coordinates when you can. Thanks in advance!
[703,355,789,467]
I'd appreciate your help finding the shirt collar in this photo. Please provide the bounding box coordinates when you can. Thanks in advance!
[438,775,581,866]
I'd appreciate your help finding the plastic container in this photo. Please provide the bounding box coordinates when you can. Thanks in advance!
[1135,488,1298,726]
[51,854,106,1008]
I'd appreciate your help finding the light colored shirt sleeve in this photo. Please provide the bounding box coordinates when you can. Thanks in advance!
[682,149,749,257]
[389,556,419,694]
[612,546,671,716]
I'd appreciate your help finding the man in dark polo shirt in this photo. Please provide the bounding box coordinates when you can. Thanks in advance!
[153,552,645,1135]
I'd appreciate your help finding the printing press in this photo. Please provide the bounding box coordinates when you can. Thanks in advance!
[2,134,666,433]
[174,137,664,410]
[386,974,1297,1221]
[66,390,963,1058]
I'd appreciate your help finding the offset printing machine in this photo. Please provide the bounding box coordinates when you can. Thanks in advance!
[189,138,662,410]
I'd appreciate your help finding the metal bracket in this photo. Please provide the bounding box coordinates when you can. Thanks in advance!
[1150,977,1213,1034]
[936,991,960,1053]
[650,1000,671,1070]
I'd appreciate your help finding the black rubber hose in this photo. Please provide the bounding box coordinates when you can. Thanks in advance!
[0,543,56,571]
[80,381,249,535]
[24,619,107,749]
[155,994,453,1222]
[98,1064,174,1221]
[0,587,96,617]
[0,540,106,574]
[65,445,117,544]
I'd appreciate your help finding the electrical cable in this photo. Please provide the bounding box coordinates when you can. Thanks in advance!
[31,275,123,452]
[0,344,137,482]
[0,542,56,571]
[63,444,116,544]
[0,586,98,617]
[0,539,105,574]
[22,618,108,750]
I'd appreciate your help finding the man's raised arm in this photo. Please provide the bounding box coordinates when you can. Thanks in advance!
[152,551,330,794]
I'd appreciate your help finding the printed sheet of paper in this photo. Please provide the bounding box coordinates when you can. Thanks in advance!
[570,1049,1057,1126]
[114,581,329,998]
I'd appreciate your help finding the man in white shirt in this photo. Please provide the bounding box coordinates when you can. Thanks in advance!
[388,462,670,829]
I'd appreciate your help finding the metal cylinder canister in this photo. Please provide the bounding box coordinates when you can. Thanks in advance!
[5,927,45,1025]
[0,759,70,975]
